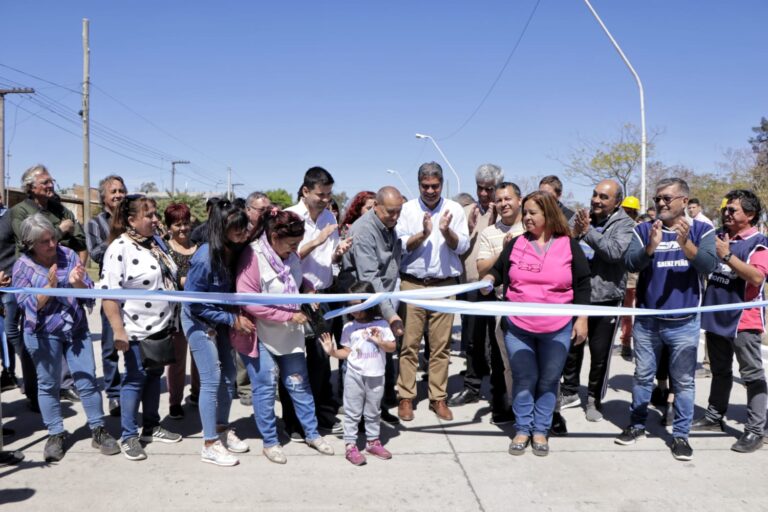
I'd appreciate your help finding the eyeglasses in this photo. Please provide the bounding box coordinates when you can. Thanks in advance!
[723,207,742,215]
[653,195,685,204]
[420,183,441,191]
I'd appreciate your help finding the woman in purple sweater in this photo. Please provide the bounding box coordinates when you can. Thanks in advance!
[482,191,590,457]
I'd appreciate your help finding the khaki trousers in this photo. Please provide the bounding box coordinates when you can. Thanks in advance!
[396,278,455,401]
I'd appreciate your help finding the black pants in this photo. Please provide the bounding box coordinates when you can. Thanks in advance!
[561,300,621,402]
[704,330,767,435]
[462,295,507,410]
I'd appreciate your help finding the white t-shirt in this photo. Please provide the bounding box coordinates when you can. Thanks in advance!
[340,318,395,377]
[99,234,177,342]
[286,199,339,291]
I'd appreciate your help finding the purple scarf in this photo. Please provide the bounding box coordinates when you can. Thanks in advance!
[257,233,299,309]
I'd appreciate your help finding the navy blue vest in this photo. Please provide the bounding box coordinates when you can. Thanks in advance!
[701,230,768,337]
[635,219,714,318]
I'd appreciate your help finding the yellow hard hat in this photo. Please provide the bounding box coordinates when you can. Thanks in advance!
[622,196,640,210]
[720,198,728,210]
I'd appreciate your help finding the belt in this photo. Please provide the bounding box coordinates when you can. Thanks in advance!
[400,273,458,286]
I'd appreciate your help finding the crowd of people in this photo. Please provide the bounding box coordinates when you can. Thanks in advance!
[0,161,766,468]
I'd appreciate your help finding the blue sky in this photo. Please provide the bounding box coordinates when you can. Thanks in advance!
[1,1,766,204]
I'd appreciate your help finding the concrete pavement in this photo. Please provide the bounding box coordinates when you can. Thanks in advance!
[1,308,767,511]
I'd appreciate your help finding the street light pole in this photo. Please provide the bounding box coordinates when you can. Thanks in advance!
[385,169,415,198]
[583,0,647,212]
[415,133,461,198]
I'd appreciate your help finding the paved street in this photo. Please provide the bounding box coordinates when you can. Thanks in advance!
[1,309,767,512]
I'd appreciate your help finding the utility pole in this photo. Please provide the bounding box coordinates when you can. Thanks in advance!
[81,18,92,227]
[227,167,231,200]
[0,88,35,204]
[170,160,189,198]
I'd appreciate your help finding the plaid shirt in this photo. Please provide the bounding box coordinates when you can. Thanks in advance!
[12,246,94,334]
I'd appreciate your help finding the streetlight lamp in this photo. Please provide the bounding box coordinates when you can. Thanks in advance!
[583,0,647,212]
[385,169,414,198]
[415,133,461,198]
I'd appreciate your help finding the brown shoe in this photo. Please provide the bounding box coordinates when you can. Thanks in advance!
[429,400,453,421]
[398,399,414,421]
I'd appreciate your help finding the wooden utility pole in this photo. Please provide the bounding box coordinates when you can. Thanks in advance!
[82,18,91,227]
[0,88,35,204]
[170,160,189,198]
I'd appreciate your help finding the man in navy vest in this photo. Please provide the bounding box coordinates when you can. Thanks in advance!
[614,178,718,461]
[693,189,768,453]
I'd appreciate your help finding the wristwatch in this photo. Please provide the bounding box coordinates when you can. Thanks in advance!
[722,252,733,263]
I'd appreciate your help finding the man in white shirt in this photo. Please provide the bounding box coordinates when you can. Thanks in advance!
[687,198,714,227]
[395,162,470,422]
[283,167,352,437]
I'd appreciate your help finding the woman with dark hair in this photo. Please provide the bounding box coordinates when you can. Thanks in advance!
[13,213,120,462]
[234,206,334,464]
[482,191,590,457]
[102,194,182,461]
[164,203,199,419]
[340,191,375,238]
[182,200,253,466]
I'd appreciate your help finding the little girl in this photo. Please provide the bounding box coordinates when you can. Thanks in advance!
[319,281,396,466]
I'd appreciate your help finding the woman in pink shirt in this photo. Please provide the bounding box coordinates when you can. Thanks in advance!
[233,207,335,464]
[482,191,590,457]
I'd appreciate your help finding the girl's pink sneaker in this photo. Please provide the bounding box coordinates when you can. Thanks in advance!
[345,444,366,466]
[365,439,392,460]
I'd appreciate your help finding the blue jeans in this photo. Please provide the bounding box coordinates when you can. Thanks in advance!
[504,319,572,436]
[100,307,121,400]
[181,311,235,441]
[630,315,699,438]
[240,342,320,448]
[120,341,162,440]
[23,328,104,435]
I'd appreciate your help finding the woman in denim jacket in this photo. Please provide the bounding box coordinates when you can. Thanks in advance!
[181,200,254,466]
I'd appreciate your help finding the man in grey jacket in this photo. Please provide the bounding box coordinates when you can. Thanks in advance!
[560,179,635,421]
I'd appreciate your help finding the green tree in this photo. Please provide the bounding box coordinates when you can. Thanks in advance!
[154,192,209,225]
[265,189,293,209]
[748,117,768,204]
[139,181,159,193]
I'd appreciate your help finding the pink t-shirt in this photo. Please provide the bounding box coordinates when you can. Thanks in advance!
[738,245,768,332]
[505,235,574,333]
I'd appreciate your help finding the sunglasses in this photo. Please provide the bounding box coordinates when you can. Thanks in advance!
[653,195,685,204]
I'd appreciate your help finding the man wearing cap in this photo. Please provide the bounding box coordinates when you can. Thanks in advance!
[561,179,635,421]
[619,196,641,360]
[693,189,768,453]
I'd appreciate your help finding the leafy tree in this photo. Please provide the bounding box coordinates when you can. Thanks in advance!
[561,124,659,197]
[154,192,208,225]
[748,117,768,204]
[139,181,159,193]
[265,189,293,209]
[332,191,349,211]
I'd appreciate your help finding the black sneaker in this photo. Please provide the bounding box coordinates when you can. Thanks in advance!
[559,393,580,410]
[108,398,121,417]
[121,436,147,461]
[0,372,19,392]
[0,450,24,466]
[59,388,81,402]
[288,431,305,444]
[731,432,763,453]
[44,433,67,462]
[140,426,182,444]
[614,426,646,445]
[380,409,400,426]
[550,412,568,436]
[187,393,199,406]
[168,404,185,420]
[447,389,480,407]
[320,419,343,435]
[671,437,693,461]
[690,416,725,432]
[91,426,120,456]
[491,409,515,426]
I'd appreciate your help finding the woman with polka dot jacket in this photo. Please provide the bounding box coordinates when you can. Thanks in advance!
[181,200,254,466]
[101,194,183,461]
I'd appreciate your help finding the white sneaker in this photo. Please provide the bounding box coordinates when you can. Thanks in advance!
[220,428,249,453]
[201,440,239,466]
[307,436,334,455]
[263,444,287,464]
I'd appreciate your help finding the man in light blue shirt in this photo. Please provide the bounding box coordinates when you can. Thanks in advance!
[395,162,469,422]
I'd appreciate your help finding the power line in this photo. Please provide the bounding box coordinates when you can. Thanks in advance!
[0,63,81,94]
[437,0,542,141]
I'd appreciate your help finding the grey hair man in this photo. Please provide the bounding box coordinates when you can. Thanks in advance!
[244,191,272,228]
[84,174,126,416]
